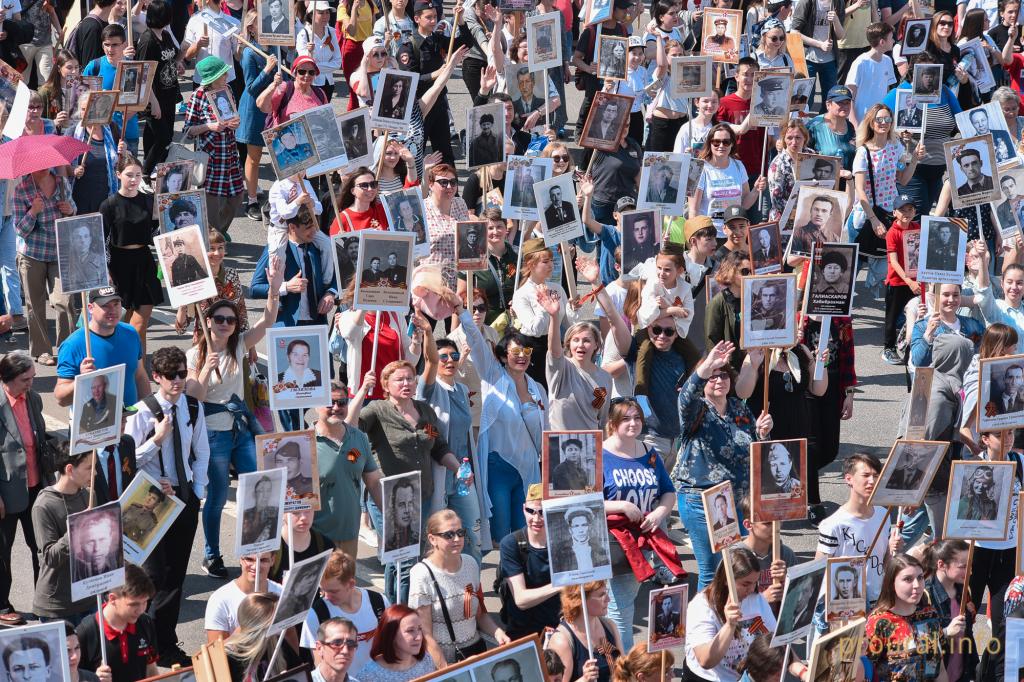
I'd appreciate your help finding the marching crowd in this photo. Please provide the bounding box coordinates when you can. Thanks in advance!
[5,0,1024,678]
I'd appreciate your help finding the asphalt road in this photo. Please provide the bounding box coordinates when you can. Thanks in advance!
[5,51,912,664]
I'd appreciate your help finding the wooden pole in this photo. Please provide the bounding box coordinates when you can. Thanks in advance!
[772,521,783,586]
[466,270,474,303]
[88,449,97,508]
[761,350,770,412]
[560,242,577,300]
[579,583,595,658]
[513,219,527,291]
[369,312,383,372]
[376,131,391,177]
[236,33,294,76]
[865,508,891,558]
[814,315,831,381]
[660,651,666,682]
[263,633,286,681]
[194,303,222,382]
[544,80,550,131]
[722,544,739,604]
[959,540,976,615]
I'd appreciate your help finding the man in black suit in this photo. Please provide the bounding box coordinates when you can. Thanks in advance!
[468,112,502,167]
[645,163,678,204]
[886,445,928,490]
[711,494,735,530]
[384,252,408,287]
[995,364,1024,415]
[457,225,484,262]
[653,594,681,637]
[551,506,608,573]
[927,222,958,271]
[168,237,206,288]
[261,0,287,34]
[385,478,419,552]
[241,475,279,545]
[955,147,994,196]
[544,185,575,229]
[93,413,138,505]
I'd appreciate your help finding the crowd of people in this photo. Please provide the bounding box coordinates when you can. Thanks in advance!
[1,0,1024,678]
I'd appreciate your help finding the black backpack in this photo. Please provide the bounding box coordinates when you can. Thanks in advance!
[142,394,201,464]
[493,528,529,624]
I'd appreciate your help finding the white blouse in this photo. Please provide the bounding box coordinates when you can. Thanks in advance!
[510,278,581,337]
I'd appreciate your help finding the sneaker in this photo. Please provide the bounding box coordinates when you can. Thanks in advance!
[246,200,261,221]
[139,179,153,194]
[158,645,191,669]
[175,102,187,116]
[202,556,229,579]
[882,347,903,365]
[654,564,687,585]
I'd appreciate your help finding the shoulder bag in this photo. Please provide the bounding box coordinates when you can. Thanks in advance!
[856,145,893,258]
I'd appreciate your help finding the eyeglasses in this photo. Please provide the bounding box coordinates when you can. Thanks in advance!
[937,19,953,25]
[523,506,543,516]
[551,154,570,162]
[708,371,730,382]
[27,104,42,111]
[212,314,237,325]
[331,398,349,407]
[508,346,534,358]
[740,267,752,276]
[435,178,458,188]
[438,351,461,361]
[433,528,468,540]
[161,369,189,380]
[767,35,783,42]
[321,638,359,650]
[710,138,732,146]
[472,303,487,313]
[295,68,317,75]
[356,181,379,190]
[650,325,676,338]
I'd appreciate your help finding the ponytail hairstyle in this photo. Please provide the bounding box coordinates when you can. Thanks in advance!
[612,642,674,682]
[919,539,970,580]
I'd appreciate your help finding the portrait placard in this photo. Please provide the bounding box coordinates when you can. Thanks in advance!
[70,364,125,455]
[684,154,705,198]
[503,156,553,221]
[917,215,967,284]
[772,558,827,647]
[535,173,584,246]
[153,160,194,197]
[118,470,185,565]
[55,214,109,295]
[541,430,603,498]
[198,7,241,36]
[69,501,125,601]
[912,63,942,104]
[959,38,997,95]
[300,103,348,177]
[455,221,488,271]
[995,196,1023,242]
[805,242,858,316]
[236,468,287,557]
[382,188,431,256]
[256,430,320,512]
[870,439,948,507]
[82,90,117,126]
[702,481,741,553]
[337,107,373,171]
[786,186,850,257]
[978,354,1024,432]
[0,58,22,111]
[750,439,808,522]
[113,60,145,107]
[263,117,318,179]
[370,69,420,133]
[647,584,687,652]
[153,225,217,307]
[999,168,1024,233]
[267,549,332,636]
[750,72,792,127]
[779,180,834,239]
[0,622,71,682]
[825,557,867,623]
[795,153,841,184]
[543,492,612,587]
[790,77,813,111]
[946,135,1001,209]
[466,101,506,170]
[956,103,1016,169]
[905,367,934,440]
[380,471,422,564]
[156,190,208,235]
[257,0,295,45]
[266,325,331,412]
[596,34,628,81]
[526,12,562,72]
[740,273,798,349]
[415,636,546,682]
[621,209,661,275]
[1006,617,1024,680]
[895,89,924,133]
[943,459,1017,540]
[902,18,931,56]
[807,618,866,682]
[902,228,921,279]
[580,92,633,153]
[582,0,611,25]
[331,234,360,291]
[265,665,313,682]
[499,0,534,11]
[638,152,688,215]
[670,56,712,99]
[747,222,783,275]
[352,230,415,311]
[701,9,742,63]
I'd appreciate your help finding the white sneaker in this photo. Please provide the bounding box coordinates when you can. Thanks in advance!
[139,179,153,194]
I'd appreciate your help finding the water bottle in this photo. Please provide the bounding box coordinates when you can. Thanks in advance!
[455,458,472,497]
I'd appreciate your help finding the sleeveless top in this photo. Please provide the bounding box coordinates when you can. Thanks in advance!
[559,617,620,682]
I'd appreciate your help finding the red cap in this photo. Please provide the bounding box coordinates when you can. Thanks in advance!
[292,55,319,75]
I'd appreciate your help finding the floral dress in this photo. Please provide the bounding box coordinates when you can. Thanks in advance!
[853,141,906,213]
[865,606,945,681]
[766,147,810,221]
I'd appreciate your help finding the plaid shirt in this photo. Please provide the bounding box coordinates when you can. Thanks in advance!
[13,172,74,262]
[424,195,469,290]
[182,86,243,198]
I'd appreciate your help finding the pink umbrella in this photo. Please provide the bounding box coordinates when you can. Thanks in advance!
[0,134,91,180]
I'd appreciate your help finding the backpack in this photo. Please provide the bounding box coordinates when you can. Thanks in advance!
[66,15,104,65]
[311,588,385,626]
[142,394,201,464]
[493,528,529,624]
[265,81,327,130]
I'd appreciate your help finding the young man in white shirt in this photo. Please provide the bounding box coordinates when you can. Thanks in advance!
[126,345,211,668]
[844,23,897,127]
[206,550,281,640]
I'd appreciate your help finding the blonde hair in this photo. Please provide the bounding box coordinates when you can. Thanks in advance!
[856,104,898,147]
[612,642,674,682]
[560,581,606,623]
[425,509,461,554]
[224,593,286,676]
[380,360,416,395]
[563,322,602,358]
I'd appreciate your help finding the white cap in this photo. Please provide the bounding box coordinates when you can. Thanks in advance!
[628,35,645,48]
[310,0,331,9]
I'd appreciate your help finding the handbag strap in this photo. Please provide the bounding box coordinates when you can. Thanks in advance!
[863,144,879,207]
[420,561,460,646]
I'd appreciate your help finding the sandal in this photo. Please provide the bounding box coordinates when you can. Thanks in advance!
[36,353,56,366]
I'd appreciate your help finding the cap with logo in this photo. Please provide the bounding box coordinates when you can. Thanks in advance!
[826,85,852,102]
[723,206,748,224]
[615,196,637,212]
[895,193,916,209]
[90,287,122,305]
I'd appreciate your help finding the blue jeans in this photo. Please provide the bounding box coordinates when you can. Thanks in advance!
[426,468,482,564]
[806,60,838,114]
[367,498,413,604]
[606,571,640,651]
[487,451,526,544]
[678,490,746,590]
[203,427,257,560]
[899,492,946,547]
[0,215,21,316]
[278,409,303,431]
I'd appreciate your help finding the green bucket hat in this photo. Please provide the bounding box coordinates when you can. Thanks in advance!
[196,56,230,87]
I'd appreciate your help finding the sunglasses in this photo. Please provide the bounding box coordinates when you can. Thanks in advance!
[710,138,732,146]
[551,154,570,162]
[433,528,468,540]
[508,346,534,358]
[767,35,783,42]
[331,398,349,407]
[322,639,359,650]
[370,50,388,58]
[438,351,462,362]
[295,68,317,75]
[524,506,543,516]
[874,116,893,124]
[472,303,487,313]
[650,325,676,338]
[356,181,379,190]
[937,19,953,25]
[211,314,237,325]
[160,369,189,380]
[708,371,730,382]
[435,178,458,188]
[740,267,752,276]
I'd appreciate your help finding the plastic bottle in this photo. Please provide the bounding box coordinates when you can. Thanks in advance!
[455,458,472,496]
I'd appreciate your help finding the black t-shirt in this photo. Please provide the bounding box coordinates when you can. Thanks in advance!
[75,15,108,69]
[498,531,561,638]
[136,28,182,103]
[413,31,446,96]
[76,611,159,681]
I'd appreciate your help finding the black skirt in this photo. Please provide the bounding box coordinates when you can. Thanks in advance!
[109,246,164,308]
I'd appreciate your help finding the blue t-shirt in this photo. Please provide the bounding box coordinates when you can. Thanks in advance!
[83,56,139,141]
[602,448,674,514]
[57,322,143,405]
[597,223,622,286]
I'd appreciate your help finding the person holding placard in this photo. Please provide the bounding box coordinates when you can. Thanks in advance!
[689,124,765,232]
[920,539,975,682]
[705,251,751,370]
[205,550,280,642]
[910,285,985,368]
[736,495,795,602]
[547,582,623,682]
[766,120,813,221]
[81,24,142,158]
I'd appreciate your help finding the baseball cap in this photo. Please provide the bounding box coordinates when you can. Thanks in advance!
[616,196,637,212]
[826,85,852,102]
[723,206,748,223]
[895,193,915,209]
[363,35,385,53]
[90,287,122,305]
[613,0,634,9]
[628,35,645,49]
[684,216,715,242]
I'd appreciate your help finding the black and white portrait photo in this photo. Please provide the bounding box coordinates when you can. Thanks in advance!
[945,135,1000,209]
[157,190,207,234]
[114,61,143,108]
[944,460,1016,541]
[825,559,866,622]
[956,103,1017,166]
[371,69,419,133]
[902,18,930,56]
[905,367,933,441]
[806,242,858,316]
[742,274,797,349]
[380,472,421,564]
[917,215,968,284]
[119,470,185,565]
[750,439,808,522]
[543,493,612,587]
[503,155,552,221]
[456,220,488,271]
[1007,617,1024,682]
[638,152,687,215]
[621,209,661,275]
[542,430,602,497]
[787,187,849,257]
[796,153,840,184]
[790,78,813,111]
[257,0,293,45]
[0,622,71,682]
[268,550,332,636]
[760,441,801,496]
[153,160,193,197]
[997,174,1024,240]
[382,188,430,254]
[912,63,943,104]
[807,619,865,682]
[647,585,687,652]
[580,92,632,153]
[300,103,347,177]
[750,72,792,127]
[353,230,415,311]
[702,481,741,552]
[871,439,947,507]
[979,354,1024,432]
[895,89,924,133]
[772,559,827,646]
[959,38,997,95]
[747,222,782,274]
[205,86,237,124]
[443,640,546,682]
[264,118,318,180]
[257,431,320,512]
[199,6,240,36]
[534,173,584,246]
[685,156,705,198]
[266,326,331,412]
[526,12,561,72]
[55,214,109,295]
[596,34,628,81]
[236,468,287,557]
[68,502,125,601]
[83,90,116,126]
[70,364,125,454]
[669,56,712,99]
[466,102,506,169]
[153,225,217,307]
[338,108,372,170]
